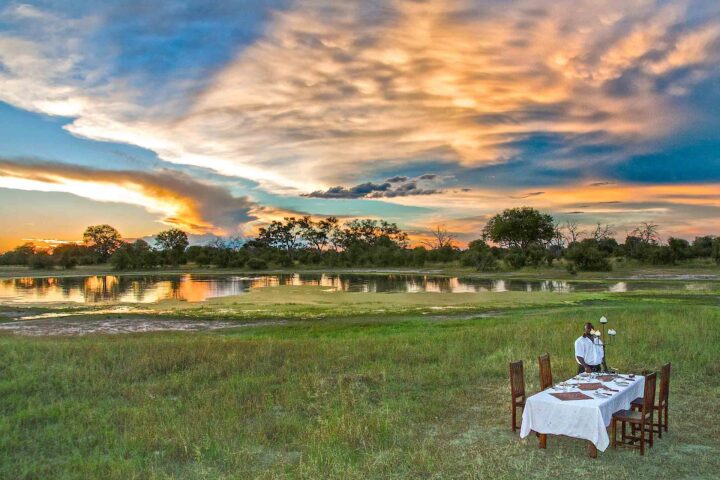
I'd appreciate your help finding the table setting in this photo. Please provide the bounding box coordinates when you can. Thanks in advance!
[520,371,645,453]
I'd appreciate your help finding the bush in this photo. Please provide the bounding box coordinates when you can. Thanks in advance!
[525,243,552,267]
[111,251,131,270]
[246,257,268,270]
[461,241,498,271]
[565,240,612,271]
[504,248,526,269]
[59,253,78,269]
[29,252,55,270]
[668,237,691,262]
[647,245,674,265]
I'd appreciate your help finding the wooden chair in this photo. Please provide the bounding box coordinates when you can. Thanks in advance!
[611,372,657,455]
[538,353,553,391]
[509,360,526,432]
[631,363,671,438]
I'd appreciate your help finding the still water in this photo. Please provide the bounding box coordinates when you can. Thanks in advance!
[0,274,713,305]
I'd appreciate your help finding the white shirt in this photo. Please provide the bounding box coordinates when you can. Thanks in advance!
[575,335,604,366]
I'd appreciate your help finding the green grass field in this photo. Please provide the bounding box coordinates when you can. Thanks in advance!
[1,285,720,479]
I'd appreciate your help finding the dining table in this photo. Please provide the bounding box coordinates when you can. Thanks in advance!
[519,372,645,457]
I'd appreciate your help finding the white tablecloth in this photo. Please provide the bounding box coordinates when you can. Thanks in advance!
[519,374,645,451]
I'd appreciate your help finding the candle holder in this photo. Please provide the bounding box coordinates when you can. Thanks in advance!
[598,316,617,372]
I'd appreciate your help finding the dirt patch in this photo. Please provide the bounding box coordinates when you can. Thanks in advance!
[0,318,283,336]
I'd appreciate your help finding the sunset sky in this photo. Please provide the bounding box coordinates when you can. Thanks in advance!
[2,0,720,250]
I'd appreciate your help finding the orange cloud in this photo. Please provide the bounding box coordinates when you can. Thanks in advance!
[0,159,257,235]
[2,1,717,193]
[395,182,720,243]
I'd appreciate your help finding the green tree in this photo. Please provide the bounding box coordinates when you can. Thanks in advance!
[298,216,335,255]
[667,237,691,262]
[691,236,715,258]
[155,229,188,265]
[483,207,555,253]
[257,217,303,260]
[83,225,122,262]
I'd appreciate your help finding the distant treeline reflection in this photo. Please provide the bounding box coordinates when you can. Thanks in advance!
[0,274,710,304]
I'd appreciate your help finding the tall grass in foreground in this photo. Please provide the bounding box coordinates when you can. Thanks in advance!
[1,303,719,479]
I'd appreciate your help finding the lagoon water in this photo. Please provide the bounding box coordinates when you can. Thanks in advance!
[0,273,713,304]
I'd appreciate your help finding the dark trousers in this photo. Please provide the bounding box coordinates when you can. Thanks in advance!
[577,364,602,374]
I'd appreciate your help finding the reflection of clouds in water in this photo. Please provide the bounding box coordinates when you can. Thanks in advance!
[609,282,627,293]
[492,280,508,293]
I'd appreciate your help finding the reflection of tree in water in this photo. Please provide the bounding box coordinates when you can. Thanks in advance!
[168,277,184,300]
[83,276,122,303]
[127,277,160,302]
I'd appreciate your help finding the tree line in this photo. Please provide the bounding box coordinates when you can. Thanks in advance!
[2,208,720,272]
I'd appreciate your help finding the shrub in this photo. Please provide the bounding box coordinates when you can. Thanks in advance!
[711,238,720,264]
[525,243,552,267]
[647,245,674,265]
[461,240,498,271]
[504,248,526,269]
[565,240,611,271]
[246,257,268,270]
[29,252,55,270]
[59,252,78,269]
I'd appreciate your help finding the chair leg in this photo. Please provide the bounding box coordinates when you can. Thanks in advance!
[611,419,617,448]
[622,421,626,444]
[664,405,669,432]
[640,422,645,455]
[649,414,654,448]
[512,404,516,432]
[657,408,662,439]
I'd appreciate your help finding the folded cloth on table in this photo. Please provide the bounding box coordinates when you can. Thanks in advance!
[550,392,593,401]
[598,375,616,382]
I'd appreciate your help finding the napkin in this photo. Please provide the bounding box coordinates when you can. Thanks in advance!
[577,383,604,391]
[550,392,593,401]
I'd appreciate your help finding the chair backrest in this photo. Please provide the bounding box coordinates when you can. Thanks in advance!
[642,372,657,418]
[509,360,525,401]
[659,362,671,406]
[538,353,553,390]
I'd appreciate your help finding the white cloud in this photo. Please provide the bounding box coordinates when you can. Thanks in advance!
[0,0,718,196]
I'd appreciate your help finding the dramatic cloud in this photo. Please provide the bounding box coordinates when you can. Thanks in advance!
[2,1,720,193]
[0,159,257,234]
[303,174,444,199]
[1,1,720,244]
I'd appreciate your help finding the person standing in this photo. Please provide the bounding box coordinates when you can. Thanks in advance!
[575,322,603,374]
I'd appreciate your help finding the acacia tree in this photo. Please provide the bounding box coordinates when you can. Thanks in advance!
[591,223,615,242]
[483,207,556,253]
[83,224,122,262]
[298,216,335,255]
[257,217,304,259]
[562,220,585,245]
[632,222,660,245]
[423,225,457,250]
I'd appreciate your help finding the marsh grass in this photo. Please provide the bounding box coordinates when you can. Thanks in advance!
[1,298,719,479]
